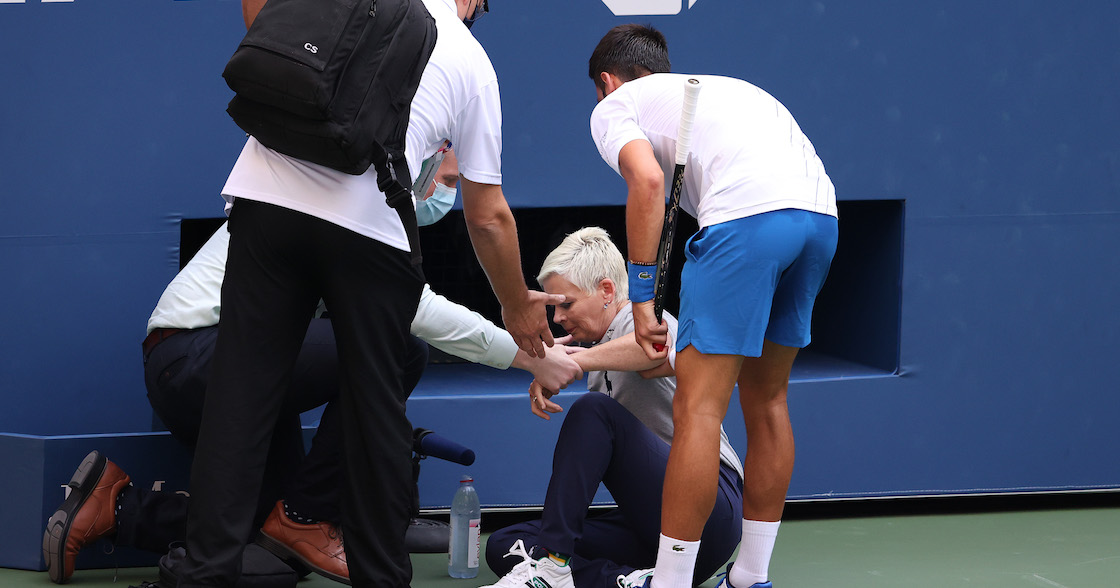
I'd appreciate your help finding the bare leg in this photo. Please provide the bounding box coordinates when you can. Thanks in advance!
[738,339,799,522]
[660,347,742,541]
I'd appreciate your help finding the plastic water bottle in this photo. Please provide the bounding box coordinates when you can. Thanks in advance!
[448,475,481,578]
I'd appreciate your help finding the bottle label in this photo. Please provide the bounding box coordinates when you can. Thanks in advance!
[468,518,481,568]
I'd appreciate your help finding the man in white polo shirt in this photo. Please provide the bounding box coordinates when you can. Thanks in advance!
[587,24,839,588]
[175,1,560,586]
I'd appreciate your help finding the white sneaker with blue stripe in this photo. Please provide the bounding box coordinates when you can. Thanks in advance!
[615,568,653,588]
[479,542,574,588]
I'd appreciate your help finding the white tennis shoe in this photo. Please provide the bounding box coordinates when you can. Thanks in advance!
[479,542,574,588]
[478,539,534,588]
[479,540,576,588]
[616,568,654,588]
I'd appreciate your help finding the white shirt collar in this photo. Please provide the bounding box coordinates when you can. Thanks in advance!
[431,0,457,15]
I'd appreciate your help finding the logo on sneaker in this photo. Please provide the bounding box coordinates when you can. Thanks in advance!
[672,544,685,552]
[526,579,553,588]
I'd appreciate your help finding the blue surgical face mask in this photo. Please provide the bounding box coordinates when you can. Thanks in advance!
[415,183,457,226]
[463,0,488,29]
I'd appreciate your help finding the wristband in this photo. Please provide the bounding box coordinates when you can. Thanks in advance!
[628,262,656,303]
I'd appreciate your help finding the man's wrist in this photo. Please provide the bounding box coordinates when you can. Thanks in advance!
[628,262,656,303]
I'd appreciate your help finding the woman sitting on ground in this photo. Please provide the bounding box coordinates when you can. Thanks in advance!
[482,227,745,588]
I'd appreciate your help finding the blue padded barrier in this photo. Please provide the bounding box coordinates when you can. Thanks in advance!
[3,0,1120,572]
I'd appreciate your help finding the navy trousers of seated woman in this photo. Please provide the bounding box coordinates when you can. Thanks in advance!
[486,393,743,587]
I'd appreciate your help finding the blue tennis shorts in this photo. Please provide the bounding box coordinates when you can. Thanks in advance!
[676,209,839,357]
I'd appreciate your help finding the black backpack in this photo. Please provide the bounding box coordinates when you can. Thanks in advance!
[222,0,437,264]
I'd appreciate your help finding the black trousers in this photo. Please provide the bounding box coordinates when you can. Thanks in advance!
[131,322,429,554]
[177,200,423,588]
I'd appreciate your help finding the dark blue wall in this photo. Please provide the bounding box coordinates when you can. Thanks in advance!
[2,0,1118,497]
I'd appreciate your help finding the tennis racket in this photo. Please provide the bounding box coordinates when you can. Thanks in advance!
[652,77,703,332]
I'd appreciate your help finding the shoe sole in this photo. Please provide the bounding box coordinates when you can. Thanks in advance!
[42,451,108,584]
[256,530,351,586]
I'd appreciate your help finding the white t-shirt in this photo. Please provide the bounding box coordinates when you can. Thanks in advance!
[147,223,519,369]
[590,73,837,228]
[220,0,502,252]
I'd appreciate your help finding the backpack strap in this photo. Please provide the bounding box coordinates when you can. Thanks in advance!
[372,145,423,268]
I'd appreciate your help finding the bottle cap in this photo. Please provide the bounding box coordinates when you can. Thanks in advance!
[460,474,473,483]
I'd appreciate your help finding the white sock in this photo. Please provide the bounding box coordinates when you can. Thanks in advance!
[729,519,780,587]
[650,534,700,588]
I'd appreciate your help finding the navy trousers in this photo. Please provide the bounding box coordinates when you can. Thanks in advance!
[128,323,429,555]
[486,393,743,587]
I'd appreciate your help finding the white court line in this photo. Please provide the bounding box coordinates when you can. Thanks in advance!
[0,0,27,4]
[1075,555,1120,566]
[1026,574,1071,588]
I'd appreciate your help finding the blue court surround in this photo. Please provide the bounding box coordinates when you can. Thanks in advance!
[1,0,1119,572]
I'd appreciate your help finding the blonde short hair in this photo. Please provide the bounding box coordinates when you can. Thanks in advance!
[537,227,628,300]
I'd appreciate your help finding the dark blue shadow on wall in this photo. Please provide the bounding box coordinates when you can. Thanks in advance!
[807,199,905,378]
[181,199,906,381]
[416,200,905,380]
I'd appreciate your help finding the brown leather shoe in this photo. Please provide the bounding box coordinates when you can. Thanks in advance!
[257,500,350,585]
[42,451,131,584]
